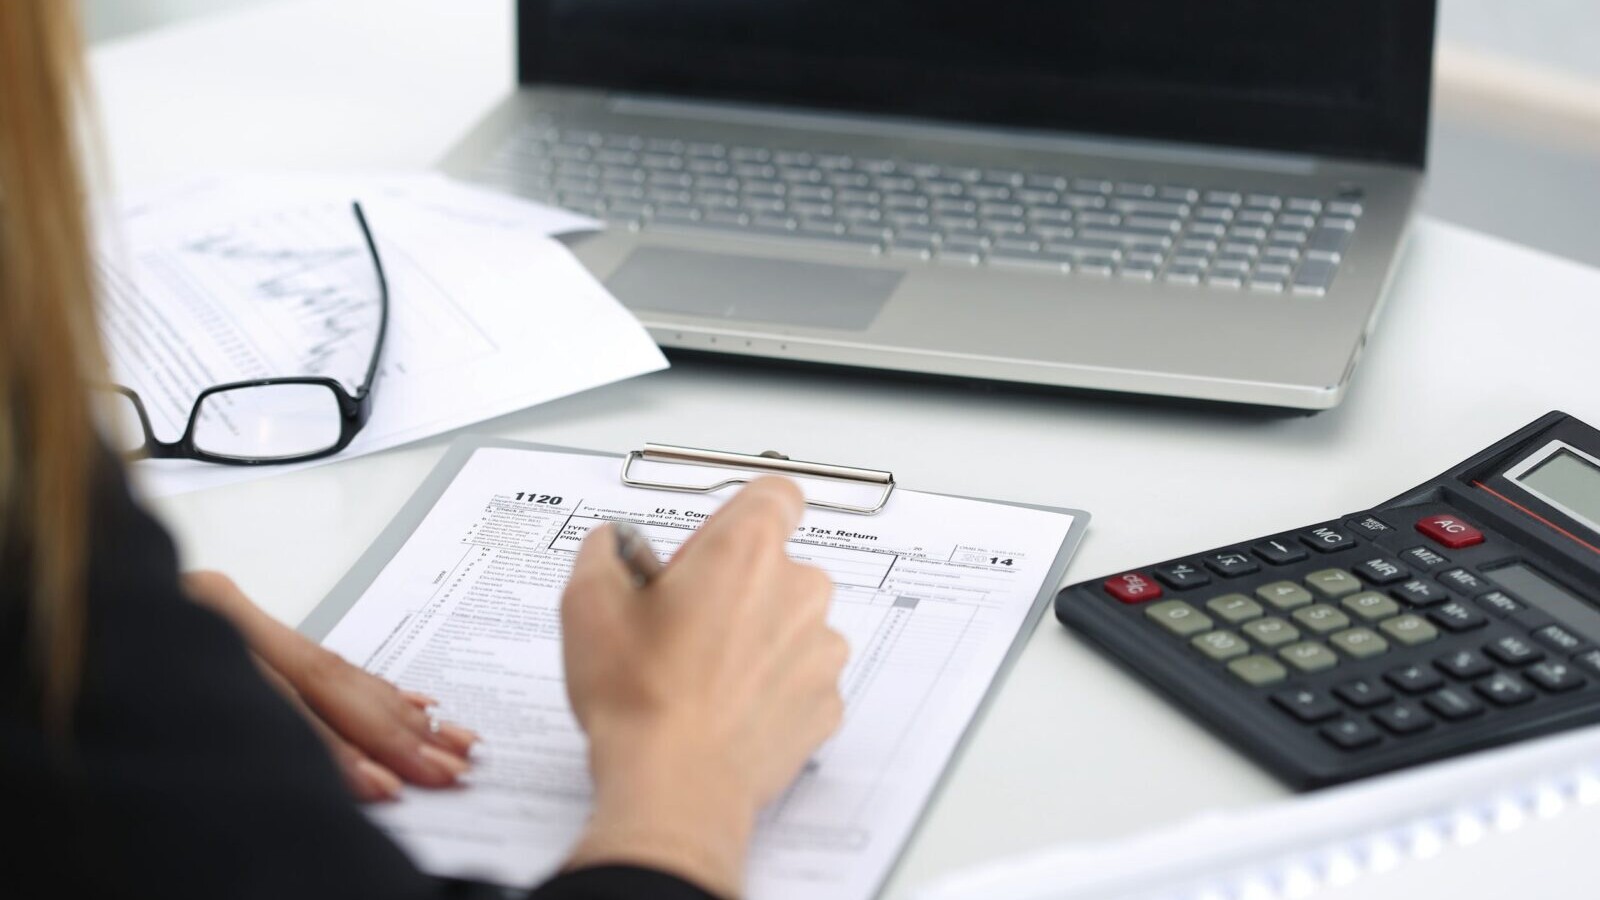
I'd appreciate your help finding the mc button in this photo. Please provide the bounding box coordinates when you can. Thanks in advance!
[1299,524,1357,553]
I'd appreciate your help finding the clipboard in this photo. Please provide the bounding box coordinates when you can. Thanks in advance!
[300,435,1089,899]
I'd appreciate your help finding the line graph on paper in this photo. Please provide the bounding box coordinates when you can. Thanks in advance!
[102,199,498,442]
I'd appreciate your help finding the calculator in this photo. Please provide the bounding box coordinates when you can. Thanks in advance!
[1057,411,1600,789]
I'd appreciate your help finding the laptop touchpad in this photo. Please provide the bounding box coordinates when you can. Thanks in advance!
[606,247,899,331]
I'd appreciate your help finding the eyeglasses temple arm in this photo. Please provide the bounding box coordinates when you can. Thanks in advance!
[351,201,389,399]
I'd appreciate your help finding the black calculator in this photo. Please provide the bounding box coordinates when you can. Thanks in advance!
[1057,411,1600,789]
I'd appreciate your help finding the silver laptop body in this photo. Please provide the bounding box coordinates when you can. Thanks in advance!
[441,2,1436,411]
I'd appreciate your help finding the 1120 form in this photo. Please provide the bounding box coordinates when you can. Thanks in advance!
[318,445,1079,900]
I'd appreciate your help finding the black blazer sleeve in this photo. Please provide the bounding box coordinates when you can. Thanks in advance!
[0,463,716,900]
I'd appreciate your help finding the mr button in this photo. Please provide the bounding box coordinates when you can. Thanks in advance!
[1416,514,1485,550]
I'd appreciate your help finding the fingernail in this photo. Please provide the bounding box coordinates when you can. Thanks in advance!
[357,758,403,801]
[402,691,440,708]
[439,722,480,749]
[419,743,470,778]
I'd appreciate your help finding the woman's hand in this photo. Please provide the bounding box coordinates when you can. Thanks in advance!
[181,571,478,802]
[559,477,848,899]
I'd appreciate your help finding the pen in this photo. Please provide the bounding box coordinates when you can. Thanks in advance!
[613,522,663,587]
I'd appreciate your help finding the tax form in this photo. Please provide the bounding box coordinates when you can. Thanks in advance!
[306,439,1087,899]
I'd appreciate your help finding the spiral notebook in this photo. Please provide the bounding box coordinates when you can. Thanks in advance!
[914,723,1600,900]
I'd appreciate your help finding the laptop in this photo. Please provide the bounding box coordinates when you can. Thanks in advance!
[441,1,1435,411]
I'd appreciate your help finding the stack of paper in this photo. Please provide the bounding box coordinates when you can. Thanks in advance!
[99,172,667,497]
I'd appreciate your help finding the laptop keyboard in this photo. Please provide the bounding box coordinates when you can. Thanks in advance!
[481,124,1365,296]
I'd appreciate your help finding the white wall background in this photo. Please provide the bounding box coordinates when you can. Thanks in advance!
[81,0,1600,266]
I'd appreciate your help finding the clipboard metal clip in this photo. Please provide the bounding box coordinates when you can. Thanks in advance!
[621,443,896,515]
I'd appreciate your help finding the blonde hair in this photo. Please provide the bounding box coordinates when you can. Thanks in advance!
[0,2,104,732]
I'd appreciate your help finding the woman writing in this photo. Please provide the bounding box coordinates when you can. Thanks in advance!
[0,5,846,898]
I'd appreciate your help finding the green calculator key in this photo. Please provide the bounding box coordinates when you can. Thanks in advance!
[1256,580,1313,610]
[1243,617,1300,648]
[1145,600,1213,637]
[1280,641,1339,673]
[1341,591,1400,622]
[1292,604,1351,635]
[1305,568,1362,600]
[1207,593,1264,624]
[1379,614,1439,647]
[1228,654,1288,686]
[1192,630,1250,661]
[1330,627,1389,659]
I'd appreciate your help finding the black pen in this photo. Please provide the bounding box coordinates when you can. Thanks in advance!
[613,522,663,587]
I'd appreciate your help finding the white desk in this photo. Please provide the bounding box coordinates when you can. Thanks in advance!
[91,2,1600,895]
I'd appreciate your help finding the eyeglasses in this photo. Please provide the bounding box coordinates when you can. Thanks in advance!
[102,202,389,466]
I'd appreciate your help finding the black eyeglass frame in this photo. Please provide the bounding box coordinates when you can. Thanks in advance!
[110,202,390,466]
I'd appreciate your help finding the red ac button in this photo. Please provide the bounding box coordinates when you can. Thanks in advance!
[1416,514,1485,549]
[1104,572,1163,604]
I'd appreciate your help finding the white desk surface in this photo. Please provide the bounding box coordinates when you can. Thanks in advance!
[91,1,1600,895]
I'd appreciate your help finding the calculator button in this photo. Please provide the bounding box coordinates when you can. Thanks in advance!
[1228,654,1288,686]
[1439,568,1490,594]
[1243,617,1301,648]
[1379,614,1438,647]
[1256,580,1314,610]
[1399,546,1451,571]
[1341,591,1401,622]
[1575,650,1600,678]
[1436,648,1494,680]
[1104,572,1162,603]
[1154,561,1211,590]
[1416,514,1485,550]
[1299,524,1357,553]
[1346,514,1394,536]
[1486,635,1544,666]
[1526,660,1586,693]
[1509,608,1557,635]
[1374,702,1434,735]
[1252,537,1308,565]
[1475,672,1535,706]
[1192,630,1250,661]
[1428,602,1488,632]
[1322,718,1381,750]
[1532,624,1589,654]
[1144,600,1212,636]
[1280,641,1339,673]
[1306,569,1362,600]
[1293,604,1352,635]
[1475,590,1524,618]
[1425,687,1484,721]
[1329,627,1388,659]
[1392,578,1451,607]
[1386,663,1444,693]
[1207,593,1264,624]
[1204,550,1261,578]
[1352,556,1410,586]
[1272,687,1341,722]
[1335,677,1394,708]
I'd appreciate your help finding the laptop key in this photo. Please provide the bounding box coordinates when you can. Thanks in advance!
[1045,237,1123,257]
[1292,258,1338,296]
[935,247,983,266]
[1306,226,1352,259]
[987,248,1074,272]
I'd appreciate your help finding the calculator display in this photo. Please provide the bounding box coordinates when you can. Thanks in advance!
[1513,447,1600,533]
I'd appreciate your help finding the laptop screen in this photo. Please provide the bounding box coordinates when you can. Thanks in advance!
[518,0,1433,167]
